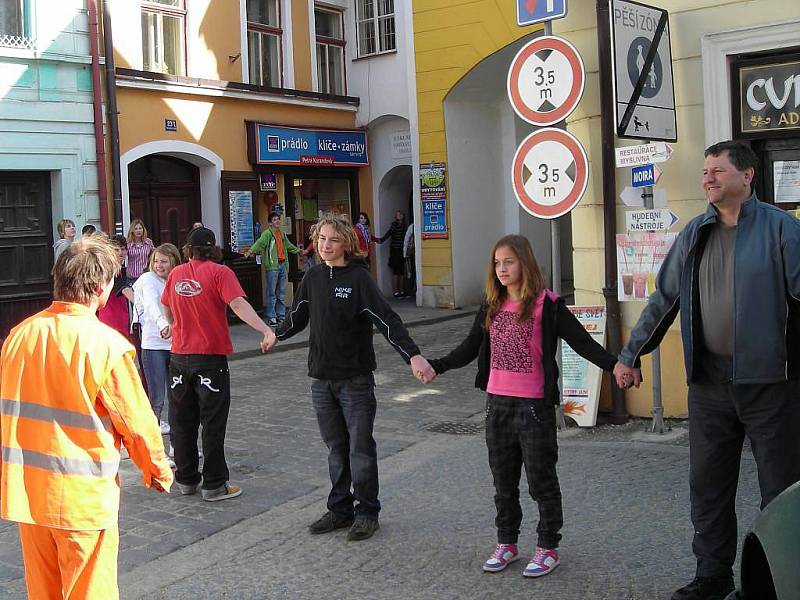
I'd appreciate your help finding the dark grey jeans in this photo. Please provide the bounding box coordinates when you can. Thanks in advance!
[689,352,800,578]
[311,373,380,519]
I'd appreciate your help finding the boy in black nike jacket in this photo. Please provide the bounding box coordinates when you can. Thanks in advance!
[276,213,433,541]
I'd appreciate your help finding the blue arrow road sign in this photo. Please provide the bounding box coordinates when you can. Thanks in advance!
[517,0,567,26]
[631,163,655,187]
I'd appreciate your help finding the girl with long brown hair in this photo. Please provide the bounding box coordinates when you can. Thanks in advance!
[426,234,620,580]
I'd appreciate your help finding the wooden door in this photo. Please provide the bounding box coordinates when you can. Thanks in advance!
[0,171,53,339]
[128,155,200,247]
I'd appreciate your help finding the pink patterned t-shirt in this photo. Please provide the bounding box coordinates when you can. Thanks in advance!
[486,290,549,399]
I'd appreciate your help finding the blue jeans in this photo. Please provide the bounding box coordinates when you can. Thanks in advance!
[265,261,287,321]
[141,349,170,420]
[311,373,380,519]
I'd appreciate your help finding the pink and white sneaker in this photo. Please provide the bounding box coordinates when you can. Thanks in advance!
[482,543,519,572]
[523,546,560,577]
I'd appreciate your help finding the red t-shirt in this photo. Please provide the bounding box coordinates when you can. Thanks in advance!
[161,259,245,355]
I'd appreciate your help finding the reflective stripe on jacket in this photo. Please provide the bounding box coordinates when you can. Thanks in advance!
[0,302,173,530]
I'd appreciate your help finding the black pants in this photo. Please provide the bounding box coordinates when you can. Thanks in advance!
[689,353,800,578]
[311,373,380,519]
[485,394,562,548]
[168,354,231,491]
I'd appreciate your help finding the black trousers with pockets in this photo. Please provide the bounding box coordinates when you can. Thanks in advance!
[485,394,562,549]
[168,353,231,491]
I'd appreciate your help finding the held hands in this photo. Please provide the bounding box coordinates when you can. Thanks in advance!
[613,361,642,389]
[159,325,171,339]
[260,328,277,353]
[410,354,436,384]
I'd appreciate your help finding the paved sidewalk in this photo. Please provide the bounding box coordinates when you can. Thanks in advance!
[0,312,763,599]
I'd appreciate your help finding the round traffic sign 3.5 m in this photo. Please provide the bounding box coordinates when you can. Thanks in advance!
[511,128,589,219]
[507,35,585,126]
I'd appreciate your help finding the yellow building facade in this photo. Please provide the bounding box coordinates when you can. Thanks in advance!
[411,1,800,416]
[108,0,371,310]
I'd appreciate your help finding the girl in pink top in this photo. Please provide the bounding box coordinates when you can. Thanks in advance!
[426,235,619,580]
[126,218,155,283]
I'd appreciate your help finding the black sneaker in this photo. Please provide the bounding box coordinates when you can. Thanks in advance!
[346,516,380,541]
[671,576,735,600]
[308,511,354,535]
[268,318,278,327]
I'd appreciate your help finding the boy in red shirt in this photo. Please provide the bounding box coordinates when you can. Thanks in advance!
[161,227,275,501]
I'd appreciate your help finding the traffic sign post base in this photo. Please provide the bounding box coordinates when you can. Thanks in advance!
[646,404,671,435]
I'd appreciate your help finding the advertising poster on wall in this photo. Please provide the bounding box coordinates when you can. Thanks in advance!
[561,306,606,427]
[229,190,255,250]
[420,162,448,239]
[774,160,800,204]
[616,232,677,301]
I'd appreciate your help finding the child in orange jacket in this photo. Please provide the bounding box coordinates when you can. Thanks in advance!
[0,236,173,600]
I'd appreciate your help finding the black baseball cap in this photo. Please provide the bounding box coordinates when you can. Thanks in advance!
[187,226,215,247]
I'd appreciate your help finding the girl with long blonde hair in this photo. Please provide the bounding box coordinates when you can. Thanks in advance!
[427,234,619,580]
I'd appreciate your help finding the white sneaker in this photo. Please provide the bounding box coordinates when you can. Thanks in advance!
[160,421,170,434]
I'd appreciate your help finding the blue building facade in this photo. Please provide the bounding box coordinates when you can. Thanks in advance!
[0,0,101,337]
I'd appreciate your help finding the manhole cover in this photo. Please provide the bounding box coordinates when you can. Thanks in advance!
[425,421,484,435]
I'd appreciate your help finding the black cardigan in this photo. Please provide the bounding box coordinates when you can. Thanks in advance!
[428,294,617,405]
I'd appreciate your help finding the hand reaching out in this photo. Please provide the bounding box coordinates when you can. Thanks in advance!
[261,328,277,353]
[410,355,436,384]
[613,361,642,389]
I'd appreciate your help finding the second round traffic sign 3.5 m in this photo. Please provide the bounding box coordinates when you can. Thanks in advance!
[511,128,589,219]
[507,35,585,126]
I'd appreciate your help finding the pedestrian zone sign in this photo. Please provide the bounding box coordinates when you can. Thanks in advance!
[611,0,677,141]
[517,0,567,26]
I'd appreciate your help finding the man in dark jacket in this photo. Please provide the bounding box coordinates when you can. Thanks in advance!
[276,213,432,541]
[614,141,800,600]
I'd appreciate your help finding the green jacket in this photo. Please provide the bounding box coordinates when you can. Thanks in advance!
[249,227,300,271]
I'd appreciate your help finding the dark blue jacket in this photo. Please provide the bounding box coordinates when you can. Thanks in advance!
[620,194,800,384]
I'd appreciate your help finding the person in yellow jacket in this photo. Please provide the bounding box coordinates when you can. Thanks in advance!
[0,235,174,600]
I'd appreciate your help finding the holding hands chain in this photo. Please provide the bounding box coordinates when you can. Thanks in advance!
[410,355,436,385]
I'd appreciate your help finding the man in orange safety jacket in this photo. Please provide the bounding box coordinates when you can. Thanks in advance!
[0,235,174,600]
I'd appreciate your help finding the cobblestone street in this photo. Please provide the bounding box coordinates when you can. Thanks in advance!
[0,311,762,599]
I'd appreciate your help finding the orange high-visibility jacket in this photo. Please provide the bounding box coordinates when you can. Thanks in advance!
[0,302,173,530]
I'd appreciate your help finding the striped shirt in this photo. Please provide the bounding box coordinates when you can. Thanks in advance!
[126,238,154,278]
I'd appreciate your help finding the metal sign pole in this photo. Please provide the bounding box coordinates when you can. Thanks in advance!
[541,19,568,432]
[641,142,668,434]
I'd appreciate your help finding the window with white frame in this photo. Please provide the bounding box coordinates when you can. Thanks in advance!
[247,0,282,87]
[0,0,33,50]
[315,6,345,95]
[355,0,394,57]
[141,0,186,76]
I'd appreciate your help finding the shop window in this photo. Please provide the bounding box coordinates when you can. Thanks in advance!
[141,0,186,76]
[315,6,345,95]
[247,0,282,87]
[294,177,352,243]
[0,0,33,50]
[355,0,395,57]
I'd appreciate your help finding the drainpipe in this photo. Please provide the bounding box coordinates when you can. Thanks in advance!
[87,0,109,231]
[101,0,123,235]
[597,0,629,424]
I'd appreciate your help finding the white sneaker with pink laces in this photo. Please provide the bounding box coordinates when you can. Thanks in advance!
[482,543,519,572]
[523,546,560,577]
